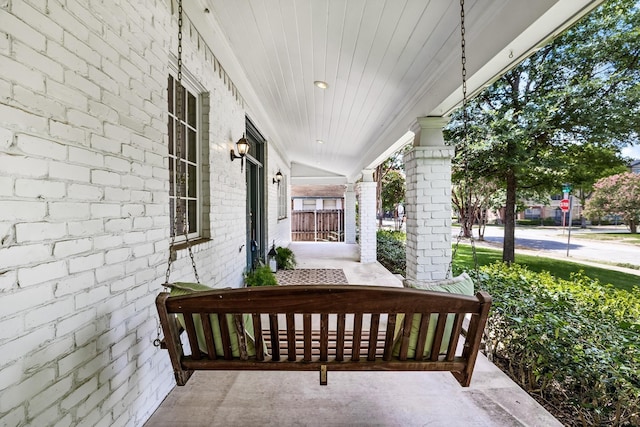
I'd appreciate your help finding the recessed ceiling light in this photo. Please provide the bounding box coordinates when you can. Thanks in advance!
[314,81,328,89]
[316,139,324,144]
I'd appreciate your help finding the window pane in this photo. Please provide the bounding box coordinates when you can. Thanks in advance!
[176,198,186,236]
[177,161,187,197]
[188,200,197,233]
[168,119,174,155]
[188,164,197,198]
[169,158,175,196]
[188,92,197,127]
[177,124,186,159]
[169,198,175,237]
[188,128,196,163]
[168,76,174,114]
[178,86,186,121]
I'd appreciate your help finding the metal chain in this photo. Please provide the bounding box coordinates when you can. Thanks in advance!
[165,0,200,286]
[448,0,481,283]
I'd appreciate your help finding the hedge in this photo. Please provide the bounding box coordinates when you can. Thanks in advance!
[375,230,639,425]
[376,230,406,275]
[479,263,640,426]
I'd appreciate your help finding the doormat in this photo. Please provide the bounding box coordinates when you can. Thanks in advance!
[276,269,348,286]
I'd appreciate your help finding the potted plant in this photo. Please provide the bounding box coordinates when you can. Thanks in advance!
[244,264,278,287]
[275,246,297,270]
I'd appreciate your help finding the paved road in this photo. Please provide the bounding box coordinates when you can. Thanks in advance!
[468,225,640,268]
[382,220,640,268]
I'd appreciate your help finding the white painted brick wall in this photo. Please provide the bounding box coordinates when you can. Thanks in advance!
[404,146,454,282]
[344,184,357,244]
[357,181,377,263]
[0,1,250,426]
[266,145,291,248]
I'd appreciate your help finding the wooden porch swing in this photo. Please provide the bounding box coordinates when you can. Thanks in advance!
[155,0,491,388]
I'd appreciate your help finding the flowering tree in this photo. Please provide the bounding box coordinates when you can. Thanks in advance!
[584,172,640,233]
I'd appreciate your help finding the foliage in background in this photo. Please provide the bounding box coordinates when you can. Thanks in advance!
[275,246,297,270]
[375,144,411,227]
[452,177,500,239]
[584,172,640,233]
[376,230,406,275]
[245,265,278,287]
[445,0,640,264]
[480,263,640,426]
[381,169,405,214]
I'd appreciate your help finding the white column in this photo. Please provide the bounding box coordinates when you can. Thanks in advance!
[405,117,454,282]
[357,170,377,263]
[344,183,357,244]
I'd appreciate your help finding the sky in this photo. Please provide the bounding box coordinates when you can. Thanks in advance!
[622,144,640,161]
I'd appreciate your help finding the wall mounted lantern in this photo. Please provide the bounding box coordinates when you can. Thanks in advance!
[230,134,250,172]
[272,170,283,186]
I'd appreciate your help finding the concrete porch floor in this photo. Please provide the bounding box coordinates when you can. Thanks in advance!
[145,242,561,427]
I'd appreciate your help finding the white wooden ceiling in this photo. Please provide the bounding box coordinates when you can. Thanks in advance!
[189,0,603,182]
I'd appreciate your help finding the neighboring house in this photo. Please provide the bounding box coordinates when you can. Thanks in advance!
[291,185,345,241]
[630,159,640,174]
[291,185,345,212]
[521,195,584,224]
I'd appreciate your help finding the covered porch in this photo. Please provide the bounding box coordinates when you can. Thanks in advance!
[145,242,560,427]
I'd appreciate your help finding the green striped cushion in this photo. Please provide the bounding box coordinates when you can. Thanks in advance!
[168,282,257,358]
[393,273,474,358]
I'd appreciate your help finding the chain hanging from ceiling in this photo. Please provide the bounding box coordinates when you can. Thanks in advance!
[448,0,480,281]
[165,0,200,286]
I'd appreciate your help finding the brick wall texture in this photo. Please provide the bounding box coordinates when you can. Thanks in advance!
[357,181,377,263]
[0,1,280,426]
[404,146,454,282]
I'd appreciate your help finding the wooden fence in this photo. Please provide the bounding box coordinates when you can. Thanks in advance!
[291,209,344,242]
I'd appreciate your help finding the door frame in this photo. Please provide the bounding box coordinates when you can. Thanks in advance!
[245,118,266,271]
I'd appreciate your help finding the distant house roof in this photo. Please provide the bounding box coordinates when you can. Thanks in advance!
[291,185,346,198]
[630,159,640,174]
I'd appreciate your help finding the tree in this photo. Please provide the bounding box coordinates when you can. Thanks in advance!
[374,145,411,227]
[559,144,629,227]
[446,0,640,263]
[583,172,640,233]
[451,177,500,239]
[381,169,406,230]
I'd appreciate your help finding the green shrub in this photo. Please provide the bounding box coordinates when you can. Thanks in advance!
[275,246,296,270]
[245,265,278,287]
[480,263,640,426]
[376,230,406,275]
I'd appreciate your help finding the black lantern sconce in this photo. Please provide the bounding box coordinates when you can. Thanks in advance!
[230,134,250,172]
[272,170,283,186]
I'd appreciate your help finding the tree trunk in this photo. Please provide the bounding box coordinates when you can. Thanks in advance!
[503,170,517,264]
[477,209,486,240]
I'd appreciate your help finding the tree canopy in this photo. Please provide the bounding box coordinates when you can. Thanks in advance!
[445,0,640,262]
[584,172,640,233]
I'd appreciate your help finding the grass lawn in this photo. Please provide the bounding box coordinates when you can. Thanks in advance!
[452,244,640,293]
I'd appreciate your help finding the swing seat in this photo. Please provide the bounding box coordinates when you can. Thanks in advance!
[155,283,491,387]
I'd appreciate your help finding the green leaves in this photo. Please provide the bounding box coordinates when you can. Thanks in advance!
[446,0,639,261]
[584,172,640,233]
[482,263,640,425]
[376,230,406,275]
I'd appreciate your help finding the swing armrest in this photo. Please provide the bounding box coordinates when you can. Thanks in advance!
[159,323,185,350]
[156,292,194,385]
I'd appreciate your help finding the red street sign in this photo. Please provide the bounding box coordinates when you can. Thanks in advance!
[560,198,570,212]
